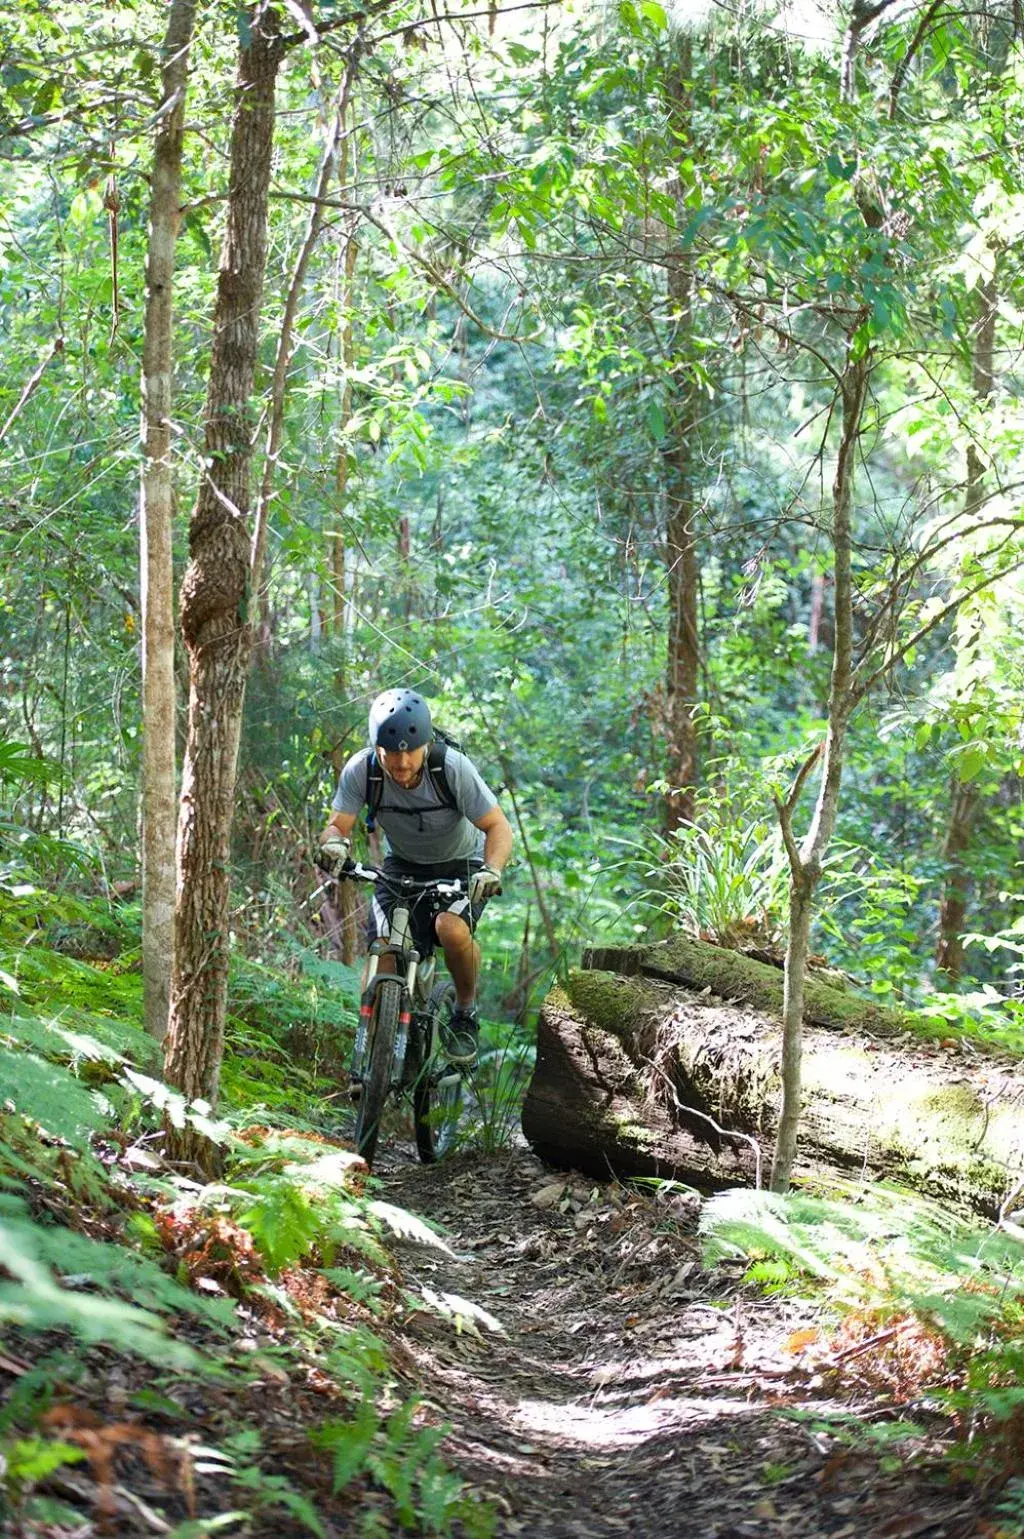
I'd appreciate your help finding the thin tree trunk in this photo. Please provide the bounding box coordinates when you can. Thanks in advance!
[325,139,360,965]
[934,270,997,979]
[936,778,979,982]
[251,61,357,605]
[164,3,283,1143]
[331,220,358,633]
[663,40,700,833]
[772,346,869,1192]
[140,0,197,1042]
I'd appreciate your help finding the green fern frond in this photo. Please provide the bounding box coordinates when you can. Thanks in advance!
[0,1198,211,1370]
[0,1045,111,1147]
[236,1177,322,1275]
[311,1397,379,1493]
[23,1219,237,1332]
[367,1200,455,1255]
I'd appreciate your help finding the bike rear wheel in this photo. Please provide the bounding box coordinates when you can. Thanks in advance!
[413,981,464,1163]
[355,978,403,1168]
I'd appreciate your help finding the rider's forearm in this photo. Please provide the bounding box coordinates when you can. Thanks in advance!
[322,811,357,844]
[482,819,513,873]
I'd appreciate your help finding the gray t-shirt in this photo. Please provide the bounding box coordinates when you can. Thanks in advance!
[332,746,497,864]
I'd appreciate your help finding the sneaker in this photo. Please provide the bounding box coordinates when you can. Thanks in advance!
[441,1006,479,1064]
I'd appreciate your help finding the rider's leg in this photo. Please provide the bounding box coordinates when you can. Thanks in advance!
[435,910,479,1009]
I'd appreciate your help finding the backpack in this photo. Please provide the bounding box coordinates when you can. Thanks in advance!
[364,728,462,832]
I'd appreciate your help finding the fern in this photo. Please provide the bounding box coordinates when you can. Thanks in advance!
[1,1435,86,1494]
[0,1045,112,1147]
[7,1006,160,1071]
[367,1200,455,1255]
[0,1196,211,1370]
[191,1427,328,1538]
[311,1397,379,1493]
[21,1218,237,1332]
[236,1177,322,1275]
[120,1067,234,1144]
[320,1267,385,1314]
[324,1326,391,1383]
[700,1177,1024,1469]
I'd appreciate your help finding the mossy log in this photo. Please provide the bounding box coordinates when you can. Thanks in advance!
[581,935,946,1040]
[521,965,1024,1216]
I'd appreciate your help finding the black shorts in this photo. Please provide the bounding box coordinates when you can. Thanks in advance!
[367,856,487,954]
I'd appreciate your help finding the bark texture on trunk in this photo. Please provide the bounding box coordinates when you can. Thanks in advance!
[522,964,1024,1217]
[663,41,700,833]
[140,0,197,1041]
[164,4,283,1126]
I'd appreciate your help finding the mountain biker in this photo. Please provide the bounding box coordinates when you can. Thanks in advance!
[317,688,513,1063]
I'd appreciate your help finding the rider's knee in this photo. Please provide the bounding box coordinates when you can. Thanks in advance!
[435,910,472,948]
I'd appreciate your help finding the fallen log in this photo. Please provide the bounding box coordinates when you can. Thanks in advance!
[521,962,1024,1217]
[581,935,944,1039]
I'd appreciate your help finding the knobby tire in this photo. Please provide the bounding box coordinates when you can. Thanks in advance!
[413,980,463,1163]
[355,978,403,1168]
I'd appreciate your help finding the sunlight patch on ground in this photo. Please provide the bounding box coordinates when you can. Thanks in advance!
[513,1390,760,1448]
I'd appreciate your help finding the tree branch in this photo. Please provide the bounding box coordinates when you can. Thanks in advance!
[358,204,543,343]
[774,742,824,874]
[888,0,947,120]
[251,50,362,593]
[0,340,63,448]
[852,536,1024,703]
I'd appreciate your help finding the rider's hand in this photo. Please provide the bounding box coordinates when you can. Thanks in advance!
[315,835,353,878]
[469,865,503,903]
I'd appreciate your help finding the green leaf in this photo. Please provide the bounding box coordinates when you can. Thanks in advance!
[4,1437,86,1487]
[237,1179,321,1274]
[311,1399,379,1493]
[639,0,668,27]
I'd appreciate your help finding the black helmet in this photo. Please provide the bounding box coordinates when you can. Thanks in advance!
[368,688,432,752]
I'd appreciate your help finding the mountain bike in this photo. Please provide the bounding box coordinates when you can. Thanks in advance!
[335,861,468,1169]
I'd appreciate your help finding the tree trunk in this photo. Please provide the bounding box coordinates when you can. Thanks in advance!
[139,0,197,1041]
[163,3,283,1144]
[331,215,358,635]
[522,963,1024,1217]
[771,345,868,1192]
[325,160,360,966]
[662,40,700,833]
[936,777,979,982]
[934,271,996,979]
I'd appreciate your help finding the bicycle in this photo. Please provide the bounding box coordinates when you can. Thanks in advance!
[331,861,469,1169]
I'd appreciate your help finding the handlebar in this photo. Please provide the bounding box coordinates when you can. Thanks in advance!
[307,861,468,904]
[320,859,467,897]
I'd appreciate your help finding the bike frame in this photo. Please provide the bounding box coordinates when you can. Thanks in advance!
[347,862,463,1089]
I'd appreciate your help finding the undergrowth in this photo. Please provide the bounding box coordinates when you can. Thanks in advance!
[700,1178,1024,1500]
[0,865,496,1537]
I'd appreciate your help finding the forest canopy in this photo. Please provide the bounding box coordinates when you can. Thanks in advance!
[3,0,1022,1035]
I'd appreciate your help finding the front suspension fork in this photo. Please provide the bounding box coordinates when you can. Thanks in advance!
[351,943,419,1080]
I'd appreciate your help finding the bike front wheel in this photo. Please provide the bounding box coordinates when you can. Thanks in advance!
[355,978,404,1168]
[413,981,464,1163]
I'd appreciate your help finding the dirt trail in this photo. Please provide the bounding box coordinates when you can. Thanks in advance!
[379,1147,983,1539]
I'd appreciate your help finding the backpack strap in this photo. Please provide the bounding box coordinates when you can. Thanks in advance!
[363,741,458,831]
[364,748,385,832]
[425,740,458,812]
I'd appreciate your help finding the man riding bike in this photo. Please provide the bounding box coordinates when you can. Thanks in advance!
[317,688,513,1063]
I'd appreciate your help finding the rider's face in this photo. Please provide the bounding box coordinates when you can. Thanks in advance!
[378,744,427,788]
